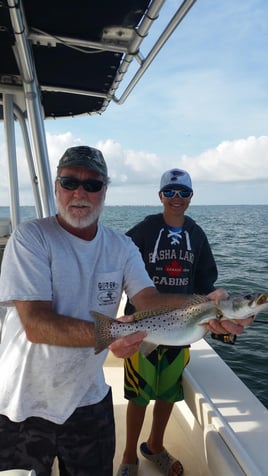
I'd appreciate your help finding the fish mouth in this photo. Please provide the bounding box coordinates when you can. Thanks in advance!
[243,293,267,306]
[256,293,267,305]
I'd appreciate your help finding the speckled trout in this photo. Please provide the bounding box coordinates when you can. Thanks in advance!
[92,293,268,356]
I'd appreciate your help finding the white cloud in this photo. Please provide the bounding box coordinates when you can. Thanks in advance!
[95,134,268,187]
[46,131,82,179]
[1,131,267,206]
[96,138,162,185]
[179,136,268,183]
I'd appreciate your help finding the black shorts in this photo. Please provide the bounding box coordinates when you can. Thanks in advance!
[0,388,115,476]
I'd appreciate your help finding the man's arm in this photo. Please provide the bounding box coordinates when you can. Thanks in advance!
[15,300,146,357]
[15,300,96,347]
[130,286,253,336]
[15,288,252,358]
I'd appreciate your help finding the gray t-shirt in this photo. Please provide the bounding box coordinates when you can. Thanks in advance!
[0,217,153,423]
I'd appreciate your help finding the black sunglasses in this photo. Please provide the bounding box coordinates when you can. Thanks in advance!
[162,189,192,199]
[56,176,105,193]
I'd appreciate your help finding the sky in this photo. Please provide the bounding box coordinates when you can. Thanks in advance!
[1,0,268,206]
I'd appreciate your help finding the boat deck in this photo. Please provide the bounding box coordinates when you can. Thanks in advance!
[103,339,268,476]
[104,352,206,476]
[50,338,268,476]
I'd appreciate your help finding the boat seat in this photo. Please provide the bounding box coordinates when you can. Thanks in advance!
[0,471,36,476]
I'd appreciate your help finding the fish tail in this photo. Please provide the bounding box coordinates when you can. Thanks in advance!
[91,311,116,354]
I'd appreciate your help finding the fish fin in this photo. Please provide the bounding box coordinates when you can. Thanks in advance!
[133,295,211,322]
[185,294,211,306]
[132,295,211,322]
[91,311,116,354]
[133,306,178,322]
[139,341,158,357]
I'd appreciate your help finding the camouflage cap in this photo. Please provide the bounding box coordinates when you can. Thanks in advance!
[58,146,108,177]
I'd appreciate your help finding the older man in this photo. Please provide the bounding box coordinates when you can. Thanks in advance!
[0,147,251,476]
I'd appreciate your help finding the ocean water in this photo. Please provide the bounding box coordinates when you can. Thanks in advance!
[1,205,267,408]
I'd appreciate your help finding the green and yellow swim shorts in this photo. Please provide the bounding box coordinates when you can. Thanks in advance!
[123,345,190,406]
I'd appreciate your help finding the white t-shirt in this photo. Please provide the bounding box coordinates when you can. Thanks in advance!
[0,216,153,423]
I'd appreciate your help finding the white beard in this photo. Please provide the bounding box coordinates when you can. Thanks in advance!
[56,198,104,229]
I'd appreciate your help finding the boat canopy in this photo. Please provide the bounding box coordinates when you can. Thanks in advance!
[0,0,196,224]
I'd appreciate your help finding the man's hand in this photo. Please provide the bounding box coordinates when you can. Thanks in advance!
[109,331,147,358]
[206,315,254,335]
[208,287,229,302]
